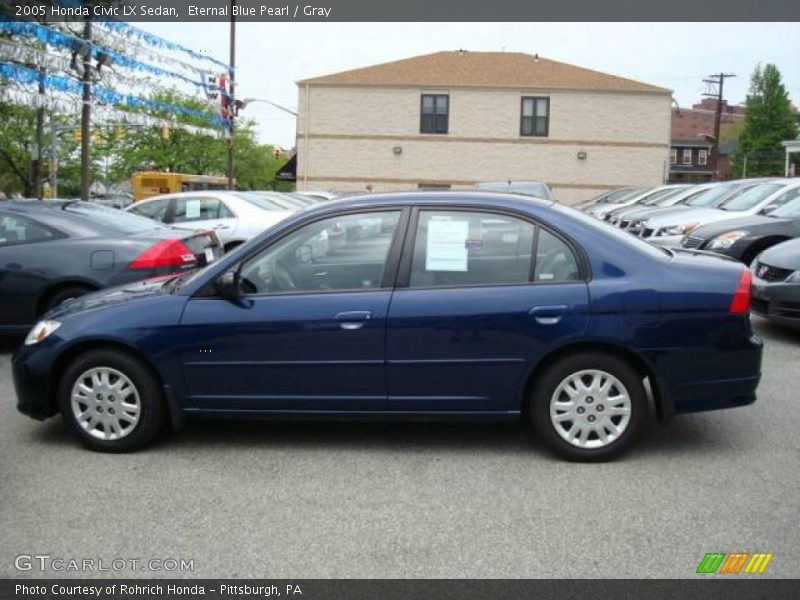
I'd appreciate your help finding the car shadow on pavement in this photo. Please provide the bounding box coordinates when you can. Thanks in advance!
[28,413,745,461]
[0,335,23,354]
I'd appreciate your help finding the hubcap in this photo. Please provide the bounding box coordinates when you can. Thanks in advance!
[70,367,141,441]
[549,369,632,449]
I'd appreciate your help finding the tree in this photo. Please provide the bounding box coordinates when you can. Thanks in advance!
[732,63,798,176]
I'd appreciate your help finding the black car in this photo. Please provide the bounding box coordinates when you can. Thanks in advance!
[751,238,800,327]
[0,200,221,334]
[679,187,800,264]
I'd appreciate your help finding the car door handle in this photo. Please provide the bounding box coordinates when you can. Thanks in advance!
[529,305,569,325]
[335,311,372,330]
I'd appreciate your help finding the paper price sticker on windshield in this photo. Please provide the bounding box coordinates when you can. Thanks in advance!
[426,219,469,271]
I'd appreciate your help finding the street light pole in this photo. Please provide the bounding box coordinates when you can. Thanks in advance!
[227,0,236,190]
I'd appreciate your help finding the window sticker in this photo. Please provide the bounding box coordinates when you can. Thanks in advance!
[185,199,202,219]
[426,218,469,271]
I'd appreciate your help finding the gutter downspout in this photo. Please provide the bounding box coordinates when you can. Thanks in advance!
[303,83,310,189]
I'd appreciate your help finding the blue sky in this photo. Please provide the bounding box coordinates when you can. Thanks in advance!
[147,22,800,147]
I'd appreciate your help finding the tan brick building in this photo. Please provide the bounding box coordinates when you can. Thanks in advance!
[295,51,672,204]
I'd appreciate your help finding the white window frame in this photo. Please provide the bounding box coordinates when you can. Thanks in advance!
[698,149,708,166]
[682,148,693,165]
[670,148,677,165]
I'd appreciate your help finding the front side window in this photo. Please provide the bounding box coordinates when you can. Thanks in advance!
[408,210,580,288]
[172,197,234,223]
[239,211,401,295]
[420,94,449,134]
[521,97,550,137]
[0,214,55,246]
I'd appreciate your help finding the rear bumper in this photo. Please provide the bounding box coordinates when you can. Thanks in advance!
[646,330,763,416]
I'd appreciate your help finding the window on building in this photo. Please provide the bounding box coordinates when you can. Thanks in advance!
[418,183,452,191]
[698,149,708,166]
[670,149,678,165]
[521,97,550,137]
[682,148,693,165]
[420,94,449,134]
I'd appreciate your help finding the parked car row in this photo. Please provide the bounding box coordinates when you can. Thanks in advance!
[580,179,800,327]
[0,190,340,333]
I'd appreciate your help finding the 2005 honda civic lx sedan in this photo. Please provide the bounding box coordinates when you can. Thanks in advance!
[13,193,763,461]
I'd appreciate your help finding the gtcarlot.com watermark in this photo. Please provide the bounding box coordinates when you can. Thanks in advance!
[14,554,195,573]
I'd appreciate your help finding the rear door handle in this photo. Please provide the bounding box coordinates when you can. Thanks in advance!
[529,304,569,325]
[335,311,372,330]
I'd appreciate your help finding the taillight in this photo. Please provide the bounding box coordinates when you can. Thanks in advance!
[128,240,197,270]
[729,268,752,315]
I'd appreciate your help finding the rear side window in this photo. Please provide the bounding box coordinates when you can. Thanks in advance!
[408,210,580,288]
[128,198,169,222]
[0,214,55,246]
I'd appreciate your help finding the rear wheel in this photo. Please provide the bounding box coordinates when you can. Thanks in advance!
[530,352,646,461]
[43,285,94,313]
[58,349,165,452]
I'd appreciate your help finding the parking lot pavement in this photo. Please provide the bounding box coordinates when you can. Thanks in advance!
[1,317,799,580]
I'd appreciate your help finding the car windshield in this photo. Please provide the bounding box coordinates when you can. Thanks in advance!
[598,188,644,204]
[720,183,785,211]
[235,192,289,211]
[653,187,691,205]
[557,204,670,259]
[768,195,800,219]
[60,201,165,233]
[640,188,680,206]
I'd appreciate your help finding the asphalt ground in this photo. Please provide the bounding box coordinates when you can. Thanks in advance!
[1,316,798,579]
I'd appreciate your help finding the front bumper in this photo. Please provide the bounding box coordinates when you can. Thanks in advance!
[751,277,800,326]
[12,338,61,421]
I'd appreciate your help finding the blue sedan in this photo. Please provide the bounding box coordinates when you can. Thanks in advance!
[13,193,763,460]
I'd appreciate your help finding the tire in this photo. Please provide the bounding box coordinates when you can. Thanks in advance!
[58,349,166,452]
[530,352,646,461]
[44,285,94,313]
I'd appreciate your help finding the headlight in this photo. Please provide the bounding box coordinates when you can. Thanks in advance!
[707,230,749,250]
[787,270,800,283]
[24,320,61,346]
[660,222,699,237]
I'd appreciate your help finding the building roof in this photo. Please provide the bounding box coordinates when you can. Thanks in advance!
[297,51,671,94]
[671,139,713,148]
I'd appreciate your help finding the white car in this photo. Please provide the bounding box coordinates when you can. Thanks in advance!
[583,186,675,220]
[643,179,800,247]
[126,191,297,252]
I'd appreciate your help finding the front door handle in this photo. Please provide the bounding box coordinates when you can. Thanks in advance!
[335,311,372,330]
[529,304,569,325]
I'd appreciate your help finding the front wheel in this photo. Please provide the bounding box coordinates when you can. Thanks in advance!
[58,349,165,452]
[530,352,646,461]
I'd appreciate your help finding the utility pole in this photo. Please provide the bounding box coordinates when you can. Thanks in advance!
[33,67,45,199]
[227,0,236,190]
[79,16,92,201]
[702,72,736,181]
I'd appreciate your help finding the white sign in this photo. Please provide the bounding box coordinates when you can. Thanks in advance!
[426,218,469,272]
[185,199,202,219]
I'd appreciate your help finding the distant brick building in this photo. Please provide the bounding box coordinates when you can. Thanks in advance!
[671,98,745,141]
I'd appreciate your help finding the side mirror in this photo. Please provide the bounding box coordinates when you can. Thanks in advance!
[215,270,241,301]
[761,205,777,215]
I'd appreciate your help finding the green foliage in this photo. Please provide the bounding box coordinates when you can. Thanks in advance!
[732,63,798,176]
[0,90,293,196]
